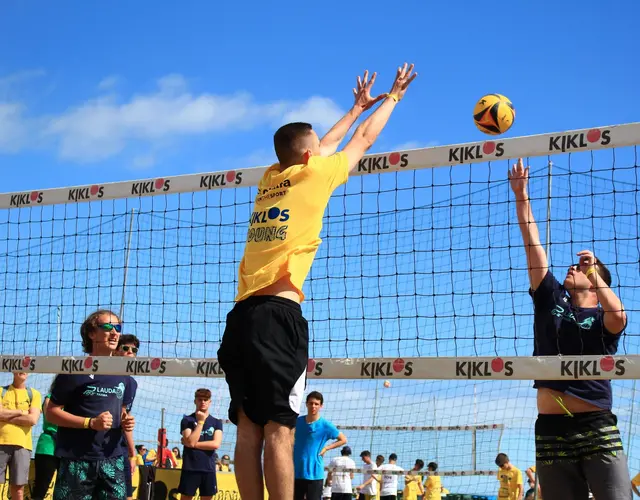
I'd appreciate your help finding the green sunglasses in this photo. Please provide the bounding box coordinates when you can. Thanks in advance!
[98,322,122,333]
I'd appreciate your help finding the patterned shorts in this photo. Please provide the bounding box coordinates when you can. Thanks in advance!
[53,456,126,500]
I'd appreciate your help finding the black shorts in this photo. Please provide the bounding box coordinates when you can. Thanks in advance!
[178,470,217,497]
[123,455,133,497]
[294,478,324,500]
[218,295,308,428]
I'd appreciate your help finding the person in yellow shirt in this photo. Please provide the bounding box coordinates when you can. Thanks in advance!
[0,372,42,500]
[403,459,424,500]
[217,63,417,500]
[496,453,523,500]
[632,471,640,497]
[423,462,443,500]
[525,465,542,499]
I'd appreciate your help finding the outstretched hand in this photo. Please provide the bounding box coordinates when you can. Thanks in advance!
[353,70,385,112]
[388,63,418,101]
[508,158,529,196]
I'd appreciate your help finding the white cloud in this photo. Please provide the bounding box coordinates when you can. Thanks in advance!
[281,96,345,133]
[97,75,121,91]
[40,74,346,163]
[0,102,29,152]
[131,154,156,169]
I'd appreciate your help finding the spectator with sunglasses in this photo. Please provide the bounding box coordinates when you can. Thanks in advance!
[46,310,137,500]
[510,159,630,500]
[117,334,141,500]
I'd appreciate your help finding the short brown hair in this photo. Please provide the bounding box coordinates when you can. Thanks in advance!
[273,122,313,165]
[194,388,211,400]
[80,309,119,354]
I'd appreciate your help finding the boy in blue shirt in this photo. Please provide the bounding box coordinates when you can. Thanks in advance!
[46,309,137,500]
[179,388,223,500]
[294,391,347,500]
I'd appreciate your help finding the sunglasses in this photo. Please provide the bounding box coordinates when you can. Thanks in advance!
[120,345,138,354]
[98,322,122,333]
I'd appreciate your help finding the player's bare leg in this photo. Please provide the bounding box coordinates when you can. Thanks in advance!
[234,410,265,500]
[264,420,295,500]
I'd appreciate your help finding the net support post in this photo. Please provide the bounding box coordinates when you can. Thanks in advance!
[471,427,477,472]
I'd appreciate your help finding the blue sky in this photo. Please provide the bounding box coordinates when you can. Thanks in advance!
[1,0,640,496]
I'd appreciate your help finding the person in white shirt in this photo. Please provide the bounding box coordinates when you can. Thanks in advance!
[378,453,403,500]
[322,477,332,500]
[356,450,378,500]
[327,446,356,500]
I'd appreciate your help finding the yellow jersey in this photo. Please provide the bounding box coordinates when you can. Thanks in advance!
[424,475,442,500]
[497,465,523,500]
[0,385,41,450]
[236,153,350,302]
[403,473,423,500]
[632,472,640,486]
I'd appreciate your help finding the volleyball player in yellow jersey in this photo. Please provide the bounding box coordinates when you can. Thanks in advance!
[423,462,442,500]
[495,454,523,500]
[218,63,417,500]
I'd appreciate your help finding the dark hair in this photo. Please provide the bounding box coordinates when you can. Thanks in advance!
[524,488,536,500]
[495,453,509,467]
[341,446,352,456]
[389,453,397,461]
[118,334,140,349]
[135,444,146,453]
[595,256,612,287]
[273,122,313,165]
[195,388,211,400]
[428,461,438,472]
[80,309,119,354]
[415,459,424,469]
[376,455,384,461]
[172,447,181,459]
[306,391,324,404]
[360,450,371,458]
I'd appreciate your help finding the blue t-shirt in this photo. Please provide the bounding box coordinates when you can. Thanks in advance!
[50,374,136,460]
[293,416,339,480]
[181,414,223,473]
[531,271,624,409]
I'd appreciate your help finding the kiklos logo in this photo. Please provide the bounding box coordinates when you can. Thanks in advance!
[307,359,324,376]
[200,170,243,189]
[0,356,36,372]
[9,191,43,208]
[548,128,611,152]
[126,358,166,375]
[455,357,514,379]
[360,358,414,379]
[357,152,409,173]
[560,355,625,379]
[195,361,224,377]
[61,356,99,374]
[68,185,104,202]
[131,178,171,195]
[448,141,505,164]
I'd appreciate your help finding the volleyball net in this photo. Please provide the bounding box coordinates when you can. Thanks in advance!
[1,122,639,496]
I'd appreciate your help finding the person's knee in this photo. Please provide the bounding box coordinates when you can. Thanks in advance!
[264,421,294,447]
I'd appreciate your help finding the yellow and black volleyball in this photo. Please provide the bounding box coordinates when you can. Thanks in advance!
[473,94,515,135]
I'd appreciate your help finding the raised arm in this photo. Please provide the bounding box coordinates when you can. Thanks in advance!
[319,70,384,157]
[509,158,548,290]
[342,63,417,172]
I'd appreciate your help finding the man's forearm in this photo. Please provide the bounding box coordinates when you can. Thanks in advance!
[351,97,397,150]
[0,409,22,420]
[8,413,38,426]
[124,429,135,457]
[320,106,363,156]
[47,407,88,429]
[515,196,542,247]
